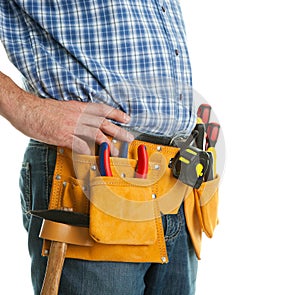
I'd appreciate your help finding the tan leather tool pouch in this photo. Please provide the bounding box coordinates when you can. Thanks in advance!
[88,144,191,246]
[43,142,192,262]
[89,157,158,246]
[193,175,220,238]
[43,140,220,261]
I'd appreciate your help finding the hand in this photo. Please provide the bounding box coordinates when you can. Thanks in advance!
[20,97,133,155]
[0,74,134,155]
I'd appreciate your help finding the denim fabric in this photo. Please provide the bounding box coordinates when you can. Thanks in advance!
[19,139,198,295]
[19,139,57,292]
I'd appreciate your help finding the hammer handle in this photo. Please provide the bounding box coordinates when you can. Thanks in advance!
[41,241,67,295]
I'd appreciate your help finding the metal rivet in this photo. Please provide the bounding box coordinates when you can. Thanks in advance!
[56,174,61,180]
[112,139,117,144]
[62,181,67,187]
[82,185,86,191]
[152,194,157,199]
[91,165,97,171]
[58,148,64,154]
[157,146,162,151]
[154,164,160,170]
[44,250,49,255]
[63,207,73,212]
[121,173,126,178]
[161,256,167,263]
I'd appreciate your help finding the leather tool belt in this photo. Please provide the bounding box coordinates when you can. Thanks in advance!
[40,138,220,263]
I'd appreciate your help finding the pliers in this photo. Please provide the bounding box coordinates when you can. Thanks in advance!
[135,145,148,179]
[99,142,113,176]
[99,142,149,178]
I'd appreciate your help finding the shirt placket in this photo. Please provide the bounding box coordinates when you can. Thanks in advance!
[156,0,192,103]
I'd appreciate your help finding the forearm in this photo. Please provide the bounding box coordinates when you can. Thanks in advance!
[0,71,42,141]
[0,71,24,122]
[0,71,133,154]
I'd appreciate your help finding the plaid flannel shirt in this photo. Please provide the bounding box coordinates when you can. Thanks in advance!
[0,0,196,136]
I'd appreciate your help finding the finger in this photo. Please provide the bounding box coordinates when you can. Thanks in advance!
[78,114,134,143]
[73,119,119,156]
[71,136,92,155]
[108,141,119,157]
[92,130,119,156]
[84,103,131,123]
[74,123,100,142]
[74,124,119,156]
[99,120,134,142]
[77,113,106,128]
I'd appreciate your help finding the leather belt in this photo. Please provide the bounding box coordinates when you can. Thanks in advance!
[134,132,188,147]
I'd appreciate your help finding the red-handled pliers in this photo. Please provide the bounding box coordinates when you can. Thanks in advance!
[135,145,148,179]
[99,142,113,176]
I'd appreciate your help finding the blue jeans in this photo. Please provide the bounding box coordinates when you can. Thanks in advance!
[19,140,198,295]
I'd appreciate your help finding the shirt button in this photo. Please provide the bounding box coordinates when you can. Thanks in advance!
[175,49,179,56]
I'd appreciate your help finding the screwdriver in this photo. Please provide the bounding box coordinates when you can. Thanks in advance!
[197,104,211,128]
[206,122,220,149]
[119,141,129,158]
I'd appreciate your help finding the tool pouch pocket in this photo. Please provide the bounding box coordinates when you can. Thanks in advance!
[89,173,157,245]
[48,149,93,213]
[88,149,184,246]
[59,177,89,215]
[193,175,220,238]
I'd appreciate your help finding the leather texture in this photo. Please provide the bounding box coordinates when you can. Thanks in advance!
[42,140,220,262]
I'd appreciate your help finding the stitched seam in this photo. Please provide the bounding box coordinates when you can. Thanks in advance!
[164,209,183,242]
[153,181,168,261]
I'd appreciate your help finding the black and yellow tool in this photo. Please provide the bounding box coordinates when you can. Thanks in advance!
[169,144,209,189]
[194,117,205,150]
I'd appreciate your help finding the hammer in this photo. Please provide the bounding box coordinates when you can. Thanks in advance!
[31,209,91,295]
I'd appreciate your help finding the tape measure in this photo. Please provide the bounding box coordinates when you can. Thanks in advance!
[169,145,209,189]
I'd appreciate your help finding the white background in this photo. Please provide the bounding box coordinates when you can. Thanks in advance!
[1,1,300,294]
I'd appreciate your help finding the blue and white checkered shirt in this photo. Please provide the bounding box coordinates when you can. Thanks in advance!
[0,0,196,137]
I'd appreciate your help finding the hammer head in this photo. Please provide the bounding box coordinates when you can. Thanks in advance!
[30,209,89,227]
